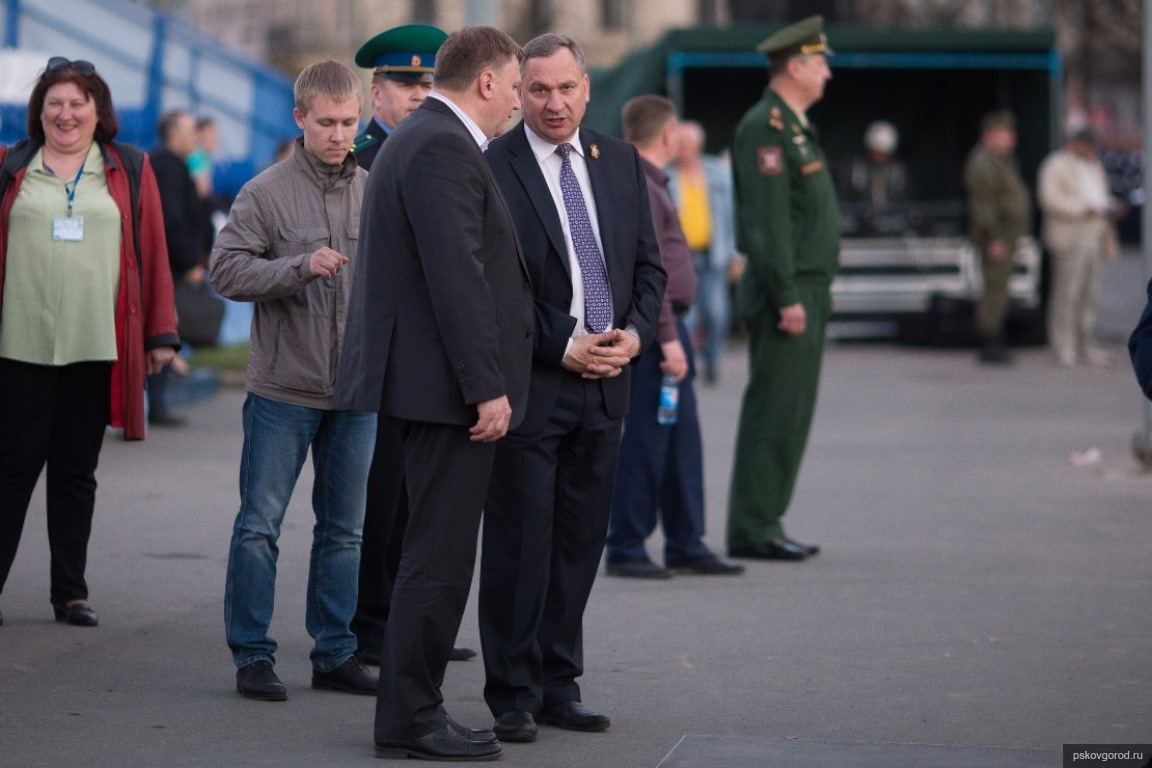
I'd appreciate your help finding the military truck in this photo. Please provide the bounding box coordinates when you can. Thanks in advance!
[585,25,1062,342]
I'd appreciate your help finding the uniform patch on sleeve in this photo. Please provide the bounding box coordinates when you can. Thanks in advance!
[758,146,783,176]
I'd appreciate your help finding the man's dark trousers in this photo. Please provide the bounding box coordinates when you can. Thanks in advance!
[351,416,406,656]
[480,376,622,714]
[606,318,711,566]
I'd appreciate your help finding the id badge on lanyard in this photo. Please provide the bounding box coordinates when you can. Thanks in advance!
[53,215,84,241]
[49,161,86,241]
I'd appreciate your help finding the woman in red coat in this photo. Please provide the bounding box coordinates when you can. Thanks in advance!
[0,57,179,628]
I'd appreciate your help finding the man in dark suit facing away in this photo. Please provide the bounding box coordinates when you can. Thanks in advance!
[347,21,480,667]
[333,26,532,763]
[479,32,666,744]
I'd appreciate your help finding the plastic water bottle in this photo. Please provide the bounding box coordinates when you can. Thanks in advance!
[657,373,679,426]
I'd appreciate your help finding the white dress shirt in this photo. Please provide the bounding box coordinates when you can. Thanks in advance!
[524,125,610,337]
[427,91,489,150]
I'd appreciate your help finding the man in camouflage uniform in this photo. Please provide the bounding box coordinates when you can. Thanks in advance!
[963,110,1032,364]
[726,16,839,562]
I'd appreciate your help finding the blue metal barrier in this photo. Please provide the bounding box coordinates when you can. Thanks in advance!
[0,0,296,193]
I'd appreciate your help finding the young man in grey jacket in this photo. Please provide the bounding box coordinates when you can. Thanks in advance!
[211,59,378,702]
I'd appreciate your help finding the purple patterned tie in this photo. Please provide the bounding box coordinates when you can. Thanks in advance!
[557,143,612,333]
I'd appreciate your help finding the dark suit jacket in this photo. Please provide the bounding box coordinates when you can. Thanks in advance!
[334,98,533,428]
[148,144,204,277]
[1130,278,1152,399]
[484,122,666,433]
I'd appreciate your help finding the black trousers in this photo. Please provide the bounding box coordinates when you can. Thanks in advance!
[373,420,495,741]
[0,357,111,605]
[352,415,408,652]
[479,376,622,716]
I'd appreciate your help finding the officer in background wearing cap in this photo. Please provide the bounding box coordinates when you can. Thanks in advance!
[349,23,479,666]
[726,15,838,562]
[353,24,446,170]
[962,110,1031,365]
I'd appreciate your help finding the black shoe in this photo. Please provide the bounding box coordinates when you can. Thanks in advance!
[605,558,672,579]
[450,645,478,661]
[492,710,537,743]
[52,601,99,626]
[376,724,503,761]
[148,411,187,427]
[978,339,1014,365]
[236,661,287,701]
[728,538,808,561]
[669,555,745,575]
[448,717,498,744]
[780,536,820,556]
[539,701,611,732]
[312,656,377,695]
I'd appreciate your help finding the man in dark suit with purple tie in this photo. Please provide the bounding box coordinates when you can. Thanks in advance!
[333,26,533,762]
[479,32,666,745]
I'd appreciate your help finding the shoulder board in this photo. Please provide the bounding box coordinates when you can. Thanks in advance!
[768,106,784,132]
[353,133,379,154]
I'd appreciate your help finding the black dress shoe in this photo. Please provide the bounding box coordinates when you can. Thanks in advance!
[52,601,99,626]
[376,724,503,761]
[450,645,478,661]
[539,701,611,732]
[728,538,808,561]
[780,536,820,556]
[236,661,287,701]
[668,555,745,575]
[605,558,672,579]
[312,656,377,695]
[492,710,537,743]
[448,717,498,744]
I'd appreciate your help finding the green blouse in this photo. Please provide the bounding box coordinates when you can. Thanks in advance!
[0,143,121,365]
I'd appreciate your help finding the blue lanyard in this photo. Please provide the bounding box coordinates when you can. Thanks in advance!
[44,161,86,217]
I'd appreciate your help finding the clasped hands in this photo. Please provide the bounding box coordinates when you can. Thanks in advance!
[562,329,639,380]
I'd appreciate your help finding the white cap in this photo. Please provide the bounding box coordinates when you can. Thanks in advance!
[864,120,898,154]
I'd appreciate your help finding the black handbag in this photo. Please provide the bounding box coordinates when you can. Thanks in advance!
[174,280,226,348]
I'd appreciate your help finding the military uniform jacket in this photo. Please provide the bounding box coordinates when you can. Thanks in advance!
[731,87,840,317]
[962,145,1031,252]
[353,118,389,170]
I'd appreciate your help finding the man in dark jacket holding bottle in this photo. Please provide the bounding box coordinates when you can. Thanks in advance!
[605,95,743,579]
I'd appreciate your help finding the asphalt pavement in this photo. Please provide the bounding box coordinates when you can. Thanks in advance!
[1,252,1150,767]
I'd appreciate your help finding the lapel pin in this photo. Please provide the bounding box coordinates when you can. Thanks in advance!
[590,144,600,159]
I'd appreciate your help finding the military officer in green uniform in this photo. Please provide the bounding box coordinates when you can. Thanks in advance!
[349,23,480,666]
[352,24,446,170]
[726,15,839,562]
[963,110,1032,364]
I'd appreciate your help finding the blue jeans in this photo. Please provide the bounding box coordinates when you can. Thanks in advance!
[224,393,376,672]
[685,252,732,379]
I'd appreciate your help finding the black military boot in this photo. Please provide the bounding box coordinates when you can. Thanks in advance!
[978,336,1014,365]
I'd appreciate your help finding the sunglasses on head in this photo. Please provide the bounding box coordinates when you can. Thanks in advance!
[47,57,96,76]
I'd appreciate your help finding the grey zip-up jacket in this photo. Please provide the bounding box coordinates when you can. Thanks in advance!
[210,139,366,409]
